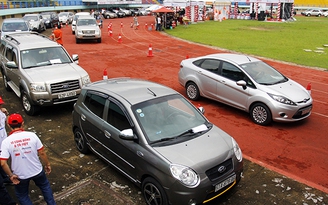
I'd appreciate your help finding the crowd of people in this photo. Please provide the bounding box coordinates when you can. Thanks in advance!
[0,97,55,205]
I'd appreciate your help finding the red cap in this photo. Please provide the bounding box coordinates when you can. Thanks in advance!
[0,97,4,104]
[8,113,23,125]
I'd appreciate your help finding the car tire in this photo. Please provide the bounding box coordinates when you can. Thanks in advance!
[76,38,80,44]
[250,103,272,126]
[97,38,101,43]
[74,128,90,154]
[306,14,310,17]
[186,82,200,100]
[2,73,12,91]
[21,91,39,116]
[142,177,168,205]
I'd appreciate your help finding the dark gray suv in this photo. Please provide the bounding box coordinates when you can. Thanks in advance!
[72,78,243,205]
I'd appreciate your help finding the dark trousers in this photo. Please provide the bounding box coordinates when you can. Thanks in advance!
[0,167,16,205]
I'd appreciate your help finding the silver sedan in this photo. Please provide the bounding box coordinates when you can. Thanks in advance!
[178,53,313,125]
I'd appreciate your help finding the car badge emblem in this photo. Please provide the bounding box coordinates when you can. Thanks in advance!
[62,84,69,89]
[218,166,226,173]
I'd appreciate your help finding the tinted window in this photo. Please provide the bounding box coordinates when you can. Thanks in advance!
[221,62,244,82]
[107,102,130,131]
[84,92,106,118]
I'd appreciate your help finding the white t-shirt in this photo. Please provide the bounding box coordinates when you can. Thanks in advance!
[0,130,43,179]
[0,111,7,151]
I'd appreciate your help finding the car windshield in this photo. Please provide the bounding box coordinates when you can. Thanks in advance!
[21,47,72,69]
[23,16,38,21]
[42,14,51,19]
[132,94,209,144]
[77,19,97,26]
[241,61,287,85]
[2,22,29,32]
[59,13,68,17]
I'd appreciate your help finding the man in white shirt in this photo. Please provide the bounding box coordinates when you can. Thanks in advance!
[0,113,56,205]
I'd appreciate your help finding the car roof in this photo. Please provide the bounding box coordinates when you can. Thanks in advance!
[202,53,261,65]
[77,15,95,20]
[2,18,26,22]
[3,32,61,50]
[84,78,178,105]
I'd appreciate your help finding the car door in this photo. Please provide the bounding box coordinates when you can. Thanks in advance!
[4,45,20,91]
[79,91,108,156]
[100,98,141,180]
[194,58,221,100]
[215,61,251,110]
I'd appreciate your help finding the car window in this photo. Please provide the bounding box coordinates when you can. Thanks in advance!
[195,59,220,73]
[107,101,130,131]
[5,46,13,61]
[20,47,72,68]
[220,61,244,82]
[84,92,106,118]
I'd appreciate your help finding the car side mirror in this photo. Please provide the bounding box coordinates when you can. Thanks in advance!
[236,80,247,90]
[119,129,138,140]
[72,54,79,64]
[198,106,205,114]
[6,61,18,69]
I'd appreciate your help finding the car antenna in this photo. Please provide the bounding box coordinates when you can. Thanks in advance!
[147,88,156,97]
[246,56,251,62]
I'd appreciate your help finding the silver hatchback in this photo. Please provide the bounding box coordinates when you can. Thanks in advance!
[178,53,313,125]
[72,78,243,205]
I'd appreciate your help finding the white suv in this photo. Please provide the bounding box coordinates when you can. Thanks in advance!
[0,32,91,115]
[75,15,101,43]
[71,12,91,34]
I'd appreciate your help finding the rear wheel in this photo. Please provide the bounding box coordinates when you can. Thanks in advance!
[74,128,89,154]
[21,91,39,116]
[97,38,101,43]
[250,103,272,126]
[186,82,200,100]
[142,177,168,205]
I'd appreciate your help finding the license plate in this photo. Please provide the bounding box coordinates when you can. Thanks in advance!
[214,174,236,192]
[301,106,312,115]
[58,91,76,99]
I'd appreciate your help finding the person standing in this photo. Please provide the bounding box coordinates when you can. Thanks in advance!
[53,24,63,46]
[133,14,138,30]
[0,98,17,205]
[156,14,162,31]
[0,113,56,205]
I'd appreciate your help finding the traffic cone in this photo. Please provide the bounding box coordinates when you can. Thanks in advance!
[108,28,113,37]
[118,34,122,43]
[103,69,108,80]
[186,54,189,59]
[145,23,148,29]
[147,44,153,57]
[306,83,311,95]
[120,22,123,28]
[66,22,68,27]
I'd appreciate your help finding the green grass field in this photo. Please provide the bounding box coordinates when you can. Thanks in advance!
[166,16,328,70]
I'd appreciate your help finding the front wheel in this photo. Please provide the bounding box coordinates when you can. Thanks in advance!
[74,128,89,154]
[186,82,200,100]
[142,177,168,205]
[21,91,39,116]
[250,103,272,126]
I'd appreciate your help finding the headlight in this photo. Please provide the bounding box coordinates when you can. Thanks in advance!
[231,138,242,162]
[95,30,100,35]
[77,30,83,34]
[82,75,91,85]
[170,164,199,187]
[45,20,50,23]
[268,93,296,106]
[30,83,46,92]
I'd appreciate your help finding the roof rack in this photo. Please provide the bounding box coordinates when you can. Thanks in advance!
[4,32,53,45]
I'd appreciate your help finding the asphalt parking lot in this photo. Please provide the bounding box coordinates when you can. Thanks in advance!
[1,17,328,204]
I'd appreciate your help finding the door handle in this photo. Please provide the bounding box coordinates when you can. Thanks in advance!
[81,114,86,121]
[104,130,111,139]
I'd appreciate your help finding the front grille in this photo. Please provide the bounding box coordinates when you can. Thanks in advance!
[292,104,312,119]
[82,30,95,34]
[205,159,233,182]
[51,80,80,94]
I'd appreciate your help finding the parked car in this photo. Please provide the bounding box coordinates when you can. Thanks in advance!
[71,12,91,34]
[323,11,328,17]
[301,9,323,16]
[40,11,59,28]
[112,9,125,18]
[178,53,313,125]
[103,10,117,19]
[0,18,30,39]
[75,15,101,43]
[0,32,91,115]
[72,78,243,205]
[58,12,74,24]
[120,8,132,16]
[23,13,46,32]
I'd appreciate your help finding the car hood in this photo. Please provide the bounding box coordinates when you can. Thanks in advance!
[23,63,87,83]
[76,25,99,30]
[259,79,310,102]
[153,126,233,169]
